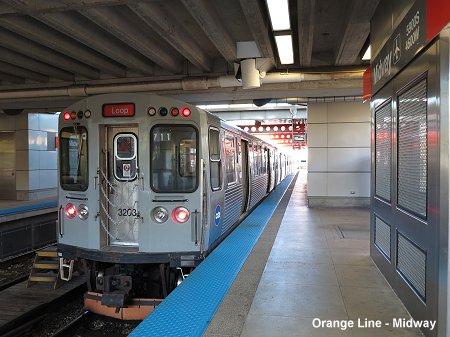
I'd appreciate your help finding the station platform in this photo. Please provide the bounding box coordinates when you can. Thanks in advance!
[0,198,57,223]
[131,172,423,337]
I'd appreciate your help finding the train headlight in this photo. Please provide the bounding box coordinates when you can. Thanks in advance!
[173,207,190,224]
[78,204,89,220]
[152,207,169,223]
[65,203,77,218]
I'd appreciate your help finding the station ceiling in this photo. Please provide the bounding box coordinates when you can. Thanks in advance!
[0,0,378,112]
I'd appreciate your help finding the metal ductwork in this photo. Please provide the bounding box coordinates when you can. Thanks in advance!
[0,71,364,101]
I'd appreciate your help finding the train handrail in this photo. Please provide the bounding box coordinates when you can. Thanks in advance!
[58,205,63,238]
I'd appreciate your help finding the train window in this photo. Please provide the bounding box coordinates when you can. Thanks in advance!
[179,139,196,177]
[114,133,138,181]
[59,126,88,191]
[224,133,236,185]
[209,128,222,190]
[151,125,198,192]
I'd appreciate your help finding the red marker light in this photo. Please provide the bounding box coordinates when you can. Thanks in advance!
[65,203,77,218]
[181,107,191,117]
[170,107,180,117]
[63,112,71,120]
[173,207,190,223]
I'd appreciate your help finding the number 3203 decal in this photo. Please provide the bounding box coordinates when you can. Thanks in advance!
[118,208,138,217]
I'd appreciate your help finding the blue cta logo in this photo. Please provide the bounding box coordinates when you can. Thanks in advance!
[214,204,221,226]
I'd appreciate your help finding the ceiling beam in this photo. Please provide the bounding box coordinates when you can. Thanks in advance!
[36,11,158,75]
[0,0,157,16]
[80,6,183,73]
[0,71,25,84]
[297,0,315,67]
[0,47,74,81]
[0,28,99,79]
[180,0,236,64]
[0,17,126,77]
[127,2,212,72]
[239,0,275,64]
[334,0,379,65]
[0,61,48,82]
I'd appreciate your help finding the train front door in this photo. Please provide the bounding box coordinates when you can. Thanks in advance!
[100,126,139,247]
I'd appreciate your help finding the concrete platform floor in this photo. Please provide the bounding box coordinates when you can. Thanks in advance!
[205,172,423,337]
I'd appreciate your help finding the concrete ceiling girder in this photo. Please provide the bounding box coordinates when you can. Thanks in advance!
[36,11,157,75]
[0,16,126,77]
[298,0,315,67]
[80,6,184,73]
[127,2,212,72]
[0,46,74,81]
[180,0,237,64]
[0,60,48,82]
[0,71,25,84]
[239,0,275,63]
[0,28,99,79]
[334,0,379,65]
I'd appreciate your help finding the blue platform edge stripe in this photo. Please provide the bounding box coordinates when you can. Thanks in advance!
[0,201,58,216]
[130,174,294,337]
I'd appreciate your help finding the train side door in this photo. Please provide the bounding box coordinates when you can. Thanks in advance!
[240,139,250,214]
[99,126,139,247]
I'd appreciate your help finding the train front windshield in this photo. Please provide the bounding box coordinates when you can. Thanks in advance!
[151,125,198,192]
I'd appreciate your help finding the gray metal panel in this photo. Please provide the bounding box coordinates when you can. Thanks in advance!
[249,175,268,209]
[375,102,391,201]
[222,184,243,235]
[0,132,15,199]
[397,233,426,300]
[397,79,427,218]
[374,216,391,259]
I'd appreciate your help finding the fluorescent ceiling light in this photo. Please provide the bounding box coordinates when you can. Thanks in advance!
[275,35,294,64]
[362,45,371,60]
[266,0,290,31]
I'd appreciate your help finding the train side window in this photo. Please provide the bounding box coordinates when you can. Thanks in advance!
[59,126,88,191]
[209,128,221,190]
[224,133,236,185]
[113,133,138,181]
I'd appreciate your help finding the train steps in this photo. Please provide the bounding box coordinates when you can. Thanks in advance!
[27,247,66,290]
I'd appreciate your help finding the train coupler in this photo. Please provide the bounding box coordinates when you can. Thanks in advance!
[59,258,75,281]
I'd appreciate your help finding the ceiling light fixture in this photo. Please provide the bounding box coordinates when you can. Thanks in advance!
[266,0,291,31]
[362,45,371,61]
[275,35,294,64]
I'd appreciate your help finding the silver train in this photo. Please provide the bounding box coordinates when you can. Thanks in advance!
[57,93,293,318]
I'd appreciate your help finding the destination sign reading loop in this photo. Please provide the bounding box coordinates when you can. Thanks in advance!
[102,103,135,117]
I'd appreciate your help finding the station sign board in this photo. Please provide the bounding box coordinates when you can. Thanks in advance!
[371,0,427,94]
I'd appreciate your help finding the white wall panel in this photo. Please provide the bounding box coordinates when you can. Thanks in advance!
[28,150,40,171]
[39,169,57,189]
[28,113,39,131]
[327,123,370,147]
[308,148,327,172]
[16,150,28,170]
[308,103,327,123]
[327,173,370,197]
[308,124,327,147]
[327,102,370,123]
[14,114,28,131]
[15,130,28,151]
[29,130,47,150]
[15,170,29,190]
[327,148,370,172]
[0,116,15,131]
[307,173,327,196]
[39,151,57,170]
[38,114,58,132]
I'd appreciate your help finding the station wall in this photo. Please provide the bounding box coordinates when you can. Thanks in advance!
[0,113,58,201]
[307,102,370,207]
